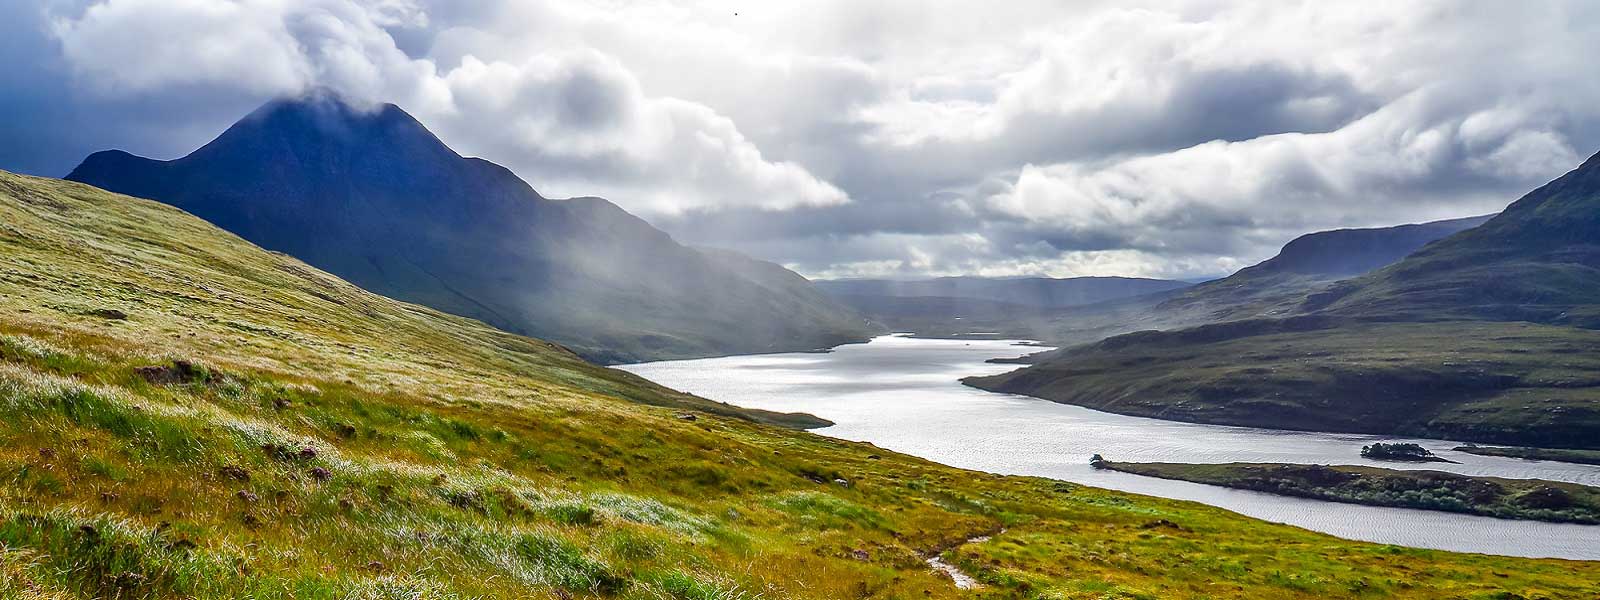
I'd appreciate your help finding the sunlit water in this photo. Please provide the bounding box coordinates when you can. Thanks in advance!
[618,334,1600,560]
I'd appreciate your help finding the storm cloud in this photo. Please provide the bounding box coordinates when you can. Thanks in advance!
[4,1,1599,280]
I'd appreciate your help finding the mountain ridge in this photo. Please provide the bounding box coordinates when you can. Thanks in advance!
[814,275,1191,309]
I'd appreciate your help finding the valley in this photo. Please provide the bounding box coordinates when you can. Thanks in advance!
[621,335,1600,559]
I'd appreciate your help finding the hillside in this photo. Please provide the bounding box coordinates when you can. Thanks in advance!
[64,95,878,364]
[972,151,1600,449]
[1313,151,1600,325]
[1157,215,1492,320]
[4,171,1597,597]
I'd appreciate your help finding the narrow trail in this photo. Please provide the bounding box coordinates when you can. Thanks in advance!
[926,532,999,590]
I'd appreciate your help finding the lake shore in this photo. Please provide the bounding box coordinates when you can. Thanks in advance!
[1098,461,1600,525]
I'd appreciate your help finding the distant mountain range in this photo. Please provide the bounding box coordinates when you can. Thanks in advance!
[834,215,1489,343]
[1154,214,1494,321]
[971,151,1600,449]
[815,276,1191,308]
[66,95,879,364]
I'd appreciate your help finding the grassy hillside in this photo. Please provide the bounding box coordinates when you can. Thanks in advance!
[1098,462,1600,524]
[2,170,1598,598]
[971,320,1600,448]
[1454,445,1600,466]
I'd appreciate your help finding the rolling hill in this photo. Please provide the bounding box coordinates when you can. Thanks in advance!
[972,151,1600,449]
[64,94,878,364]
[8,171,1595,596]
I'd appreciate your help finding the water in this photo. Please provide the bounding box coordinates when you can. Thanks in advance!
[618,334,1600,560]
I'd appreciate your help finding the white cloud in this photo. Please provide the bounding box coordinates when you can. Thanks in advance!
[46,0,849,215]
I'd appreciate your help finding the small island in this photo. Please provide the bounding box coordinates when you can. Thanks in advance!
[1360,442,1455,463]
[1097,461,1600,524]
[1453,444,1600,466]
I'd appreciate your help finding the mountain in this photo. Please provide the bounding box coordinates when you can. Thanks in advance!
[971,151,1600,449]
[65,95,878,364]
[9,171,1586,597]
[815,276,1191,308]
[1155,214,1494,319]
[1311,150,1600,324]
[814,276,1190,338]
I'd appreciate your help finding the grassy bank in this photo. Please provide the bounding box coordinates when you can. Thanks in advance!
[3,169,1599,598]
[1100,462,1600,525]
[1454,445,1600,466]
[968,319,1600,449]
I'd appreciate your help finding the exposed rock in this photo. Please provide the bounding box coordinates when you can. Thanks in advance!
[219,465,251,481]
[1139,519,1187,531]
[90,308,128,320]
[135,360,206,385]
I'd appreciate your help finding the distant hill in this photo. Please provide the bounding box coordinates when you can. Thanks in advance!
[840,216,1490,344]
[815,276,1190,308]
[65,95,878,363]
[972,151,1600,449]
[1245,215,1496,278]
[1157,214,1493,320]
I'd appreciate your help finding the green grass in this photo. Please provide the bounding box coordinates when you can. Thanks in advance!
[1100,462,1600,524]
[1455,445,1600,466]
[2,169,1599,598]
[970,320,1600,448]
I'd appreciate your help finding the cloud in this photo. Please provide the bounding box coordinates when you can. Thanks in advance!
[5,0,1600,279]
[429,52,848,213]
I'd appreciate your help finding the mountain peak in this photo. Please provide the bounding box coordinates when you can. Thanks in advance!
[192,94,456,167]
[64,97,880,363]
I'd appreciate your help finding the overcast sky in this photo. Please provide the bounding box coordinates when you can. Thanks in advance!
[4,1,1599,280]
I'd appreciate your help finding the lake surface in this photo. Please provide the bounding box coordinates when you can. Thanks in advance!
[619,334,1600,560]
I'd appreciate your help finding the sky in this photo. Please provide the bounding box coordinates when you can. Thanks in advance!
[3,1,1599,281]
